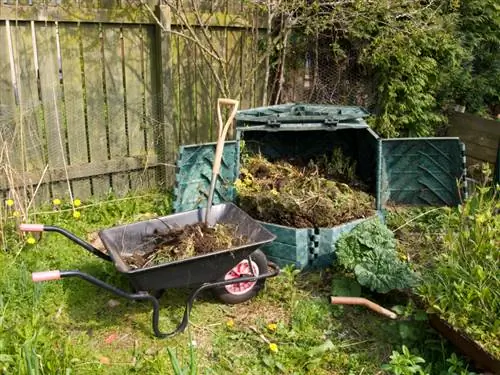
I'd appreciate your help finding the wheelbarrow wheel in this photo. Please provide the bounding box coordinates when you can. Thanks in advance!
[213,250,268,305]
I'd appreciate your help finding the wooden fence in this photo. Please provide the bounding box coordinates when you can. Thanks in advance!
[447,112,499,165]
[0,0,266,202]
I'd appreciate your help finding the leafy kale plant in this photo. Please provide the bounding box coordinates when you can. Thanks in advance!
[336,218,417,293]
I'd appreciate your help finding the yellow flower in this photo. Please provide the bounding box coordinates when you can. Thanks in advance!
[12,211,20,218]
[52,198,61,206]
[267,323,277,332]
[269,343,278,353]
[73,211,81,219]
[226,319,234,328]
[26,237,36,245]
[6,199,14,207]
[73,199,82,207]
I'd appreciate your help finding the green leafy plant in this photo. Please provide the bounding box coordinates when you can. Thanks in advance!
[382,345,429,375]
[336,218,418,293]
[418,165,500,359]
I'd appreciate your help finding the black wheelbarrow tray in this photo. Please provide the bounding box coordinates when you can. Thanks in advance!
[19,202,279,338]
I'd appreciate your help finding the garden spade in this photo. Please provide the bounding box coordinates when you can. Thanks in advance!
[205,98,239,225]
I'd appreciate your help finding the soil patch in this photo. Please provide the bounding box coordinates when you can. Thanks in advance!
[236,153,375,228]
[122,223,249,269]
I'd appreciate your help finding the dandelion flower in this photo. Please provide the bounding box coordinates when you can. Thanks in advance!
[269,343,278,353]
[73,211,81,219]
[73,199,82,207]
[267,323,277,332]
[53,198,61,206]
[6,199,14,207]
[226,319,234,328]
[13,211,20,218]
[26,237,36,245]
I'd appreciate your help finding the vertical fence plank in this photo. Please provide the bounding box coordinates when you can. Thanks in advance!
[13,21,51,203]
[176,32,198,145]
[122,24,147,192]
[81,23,110,198]
[103,24,129,196]
[226,27,241,139]
[141,24,158,188]
[155,5,176,188]
[36,22,68,199]
[0,21,19,197]
[194,28,213,143]
[59,23,92,200]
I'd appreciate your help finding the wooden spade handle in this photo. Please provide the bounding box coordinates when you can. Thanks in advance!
[213,98,239,175]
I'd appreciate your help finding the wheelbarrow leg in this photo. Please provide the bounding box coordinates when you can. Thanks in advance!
[31,262,279,338]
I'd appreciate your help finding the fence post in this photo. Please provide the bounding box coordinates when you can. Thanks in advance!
[155,4,175,190]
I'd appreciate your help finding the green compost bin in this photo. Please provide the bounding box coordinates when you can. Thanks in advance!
[173,103,466,270]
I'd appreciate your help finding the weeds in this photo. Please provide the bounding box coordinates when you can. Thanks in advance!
[0,190,477,374]
[418,165,500,358]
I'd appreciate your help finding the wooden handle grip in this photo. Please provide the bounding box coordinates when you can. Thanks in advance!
[20,223,44,232]
[331,296,398,319]
[213,98,239,174]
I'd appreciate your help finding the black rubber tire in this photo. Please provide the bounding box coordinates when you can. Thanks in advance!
[213,249,268,305]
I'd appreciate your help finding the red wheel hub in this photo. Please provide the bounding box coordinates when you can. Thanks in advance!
[224,259,259,295]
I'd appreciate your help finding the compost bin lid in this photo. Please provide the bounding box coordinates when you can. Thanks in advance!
[235,103,370,130]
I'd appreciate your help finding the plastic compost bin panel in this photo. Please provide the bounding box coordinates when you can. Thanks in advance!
[261,214,381,271]
[379,138,465,207]
[174,141,239,213]
[236,103,370,126]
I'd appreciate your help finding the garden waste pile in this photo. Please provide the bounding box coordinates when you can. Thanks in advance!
[235,150,375,228]
[123,223,248,269]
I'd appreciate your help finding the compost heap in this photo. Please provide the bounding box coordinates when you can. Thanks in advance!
[123,223,249,269]
[236,151,375,228]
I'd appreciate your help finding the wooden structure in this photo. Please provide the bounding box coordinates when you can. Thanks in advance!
[0,0,266,201]
[447,112,500,184]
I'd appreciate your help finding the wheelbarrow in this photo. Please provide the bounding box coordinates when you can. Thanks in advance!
[20,202,279,338]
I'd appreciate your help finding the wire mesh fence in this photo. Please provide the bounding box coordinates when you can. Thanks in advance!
[281,33,376,110]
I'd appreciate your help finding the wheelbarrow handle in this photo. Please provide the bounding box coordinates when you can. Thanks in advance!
[19,224,111,262]
[32,270,61,282]
[20,223,44,232]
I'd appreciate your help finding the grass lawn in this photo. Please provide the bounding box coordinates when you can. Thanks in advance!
[0,194,476,374]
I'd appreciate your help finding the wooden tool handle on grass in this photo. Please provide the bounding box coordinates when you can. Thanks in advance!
[331,296,398,319]
[213,98,239,175]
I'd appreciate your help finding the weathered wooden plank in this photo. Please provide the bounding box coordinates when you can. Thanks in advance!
[155,4,176,188]
[462,142,497,164]
[0,21,21,186]
[0,5,153,24]
[175,29,198,145]
[81,23,110,197]
[122,24,148,192]
[195,28,214,144]
[0,5,266,28]
[141,24,159,189]
[36,21,70,199]
[12,20,51,203]
[0,155,160,190]
[59,23,92,200]
[448,113,500,137]
[225,27,241,139]
[102,24,129,195]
